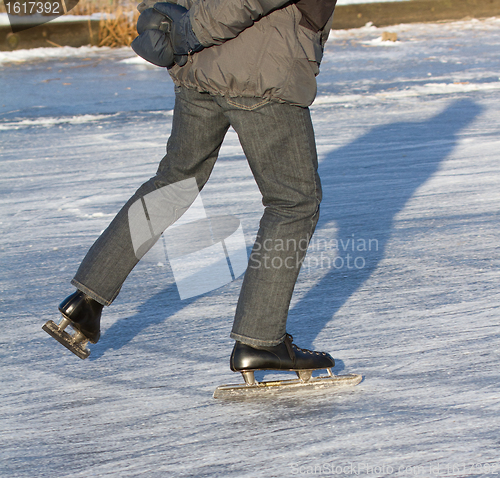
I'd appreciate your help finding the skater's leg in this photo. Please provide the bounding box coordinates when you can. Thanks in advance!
[72,88,230,305]
[221,98,321,347]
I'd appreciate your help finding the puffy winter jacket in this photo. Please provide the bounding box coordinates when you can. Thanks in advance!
[140,0,337,106]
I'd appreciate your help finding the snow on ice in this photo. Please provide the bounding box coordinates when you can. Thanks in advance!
[1,16,500,478]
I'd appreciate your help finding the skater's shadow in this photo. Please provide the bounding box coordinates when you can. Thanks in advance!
[91,98,481,359]
[287,98,482,348]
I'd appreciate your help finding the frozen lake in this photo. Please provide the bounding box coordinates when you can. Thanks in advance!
[1,17,500,478]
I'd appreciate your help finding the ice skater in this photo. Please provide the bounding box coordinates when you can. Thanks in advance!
[44,0,362,394]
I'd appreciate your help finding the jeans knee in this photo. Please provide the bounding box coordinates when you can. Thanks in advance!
[297,185,322,219]
[300,195,320,220]
[266,193,320,227]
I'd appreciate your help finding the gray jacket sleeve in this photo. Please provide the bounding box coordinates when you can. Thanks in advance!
[188,0,291,47]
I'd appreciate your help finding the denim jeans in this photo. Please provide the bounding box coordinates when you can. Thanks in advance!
[72,87,321,347]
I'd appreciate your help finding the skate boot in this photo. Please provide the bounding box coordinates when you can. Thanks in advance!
[215,335,360,397]
[58,290,103,343]
[230,334,335,385]
[42,290,103,359]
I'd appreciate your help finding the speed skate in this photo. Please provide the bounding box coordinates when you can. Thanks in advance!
[213,368,362,398]
[42,317,90,360]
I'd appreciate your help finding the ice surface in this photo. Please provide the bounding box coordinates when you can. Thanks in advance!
[1,17,500,478]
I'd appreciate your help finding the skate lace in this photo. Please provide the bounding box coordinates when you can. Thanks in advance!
[285,334,327,356]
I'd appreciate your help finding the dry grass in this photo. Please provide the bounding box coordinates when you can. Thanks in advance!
[72,0,137,15]
[98,7,139,47]
[74,0,140,47]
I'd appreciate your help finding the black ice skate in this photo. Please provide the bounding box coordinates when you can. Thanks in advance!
[42,291,103,359]
[214,334,362,398]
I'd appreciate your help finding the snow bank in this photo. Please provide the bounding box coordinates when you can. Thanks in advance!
[0,12,105,26]
[0,113,120,130]
[313,81,500,107]
[0,45,121,65]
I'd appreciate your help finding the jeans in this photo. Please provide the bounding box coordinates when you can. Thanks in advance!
[72,87,321,347]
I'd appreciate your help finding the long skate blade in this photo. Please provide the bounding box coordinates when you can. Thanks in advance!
[213,373,362,399]
[42,320,90,360]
